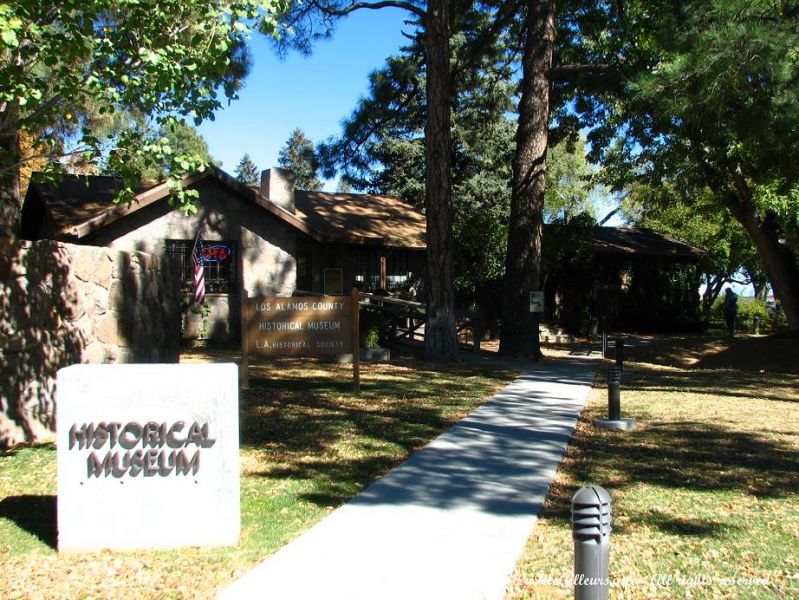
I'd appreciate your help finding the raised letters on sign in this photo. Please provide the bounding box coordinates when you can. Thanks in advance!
[68,421,216,479]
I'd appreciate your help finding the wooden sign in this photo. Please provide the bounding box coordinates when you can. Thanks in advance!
[246,296,354,357]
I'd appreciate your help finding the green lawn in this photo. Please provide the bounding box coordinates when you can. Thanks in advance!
[507,355,799,600]
[0,354,518,599]
[4,338,797,599]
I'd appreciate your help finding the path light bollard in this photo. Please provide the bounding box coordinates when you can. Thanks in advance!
[607,366,621,421]
[615,337,624,371]
[572,485,612,600]
[754,315,761,335]
[595,365,636,430]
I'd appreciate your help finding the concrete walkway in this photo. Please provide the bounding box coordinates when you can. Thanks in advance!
[219,356,597,600]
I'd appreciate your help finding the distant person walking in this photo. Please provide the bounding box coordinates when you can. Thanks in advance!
[723,288,738,336]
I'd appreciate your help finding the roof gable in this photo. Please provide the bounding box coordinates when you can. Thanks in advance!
[26,175,142,236]
[589,226,706,258]
[22,167,426,248]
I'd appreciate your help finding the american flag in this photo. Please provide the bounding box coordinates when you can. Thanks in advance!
[192,232,205,305]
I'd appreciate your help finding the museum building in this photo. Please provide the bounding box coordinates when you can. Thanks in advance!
[21,166,427,344]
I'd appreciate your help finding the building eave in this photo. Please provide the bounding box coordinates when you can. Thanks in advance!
[49,166,427,251]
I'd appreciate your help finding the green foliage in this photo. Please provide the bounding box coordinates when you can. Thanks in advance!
[313,3,610,306]
[315,7,518,303]
[753,179,799,238]
[278,128,322,191]
[192,301,212,337]
[359,309,393,348]
[582,0,799,324]
[274,0,463,361]
[544,135,598,222]
[362,325,381,350]
[105,119,218,183]
[181,299,212,340]
[710,297,774,332]
[235,153,260,187]
[623,180,768,311]
[769,301,790,331]
[0,0,285,211]
[335,178,353,194]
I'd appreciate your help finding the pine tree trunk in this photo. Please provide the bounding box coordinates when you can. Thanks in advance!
[499,0,555,359]
[423,0,458,362]
[0,115,21,236]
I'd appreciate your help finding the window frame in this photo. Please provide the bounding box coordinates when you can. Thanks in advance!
[165,238,238,295]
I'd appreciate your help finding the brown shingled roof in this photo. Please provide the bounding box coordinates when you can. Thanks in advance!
[23,168,427,249]
[28,175,139,233]
[589,226,706,259]
[294,190,426,249]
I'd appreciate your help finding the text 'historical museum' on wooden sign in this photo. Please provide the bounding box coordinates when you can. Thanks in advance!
[246,296,354,357]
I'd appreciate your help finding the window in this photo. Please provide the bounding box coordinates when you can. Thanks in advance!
[323,268,344,295]
[353,250,413,292]
[386,253,411,291]
[165,239,237,294]
[354,253,381,290]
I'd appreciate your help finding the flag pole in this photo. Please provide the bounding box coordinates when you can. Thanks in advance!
[191,228,205,307]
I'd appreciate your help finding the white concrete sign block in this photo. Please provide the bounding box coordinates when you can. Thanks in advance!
[56,363,240,552]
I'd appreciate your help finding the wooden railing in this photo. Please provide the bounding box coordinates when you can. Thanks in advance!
[359,292,483,352]
[359,292,427,343]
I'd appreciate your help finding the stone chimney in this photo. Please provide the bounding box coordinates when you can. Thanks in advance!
[260,168,295,213]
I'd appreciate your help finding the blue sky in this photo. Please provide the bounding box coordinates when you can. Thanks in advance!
[197,8,412,188]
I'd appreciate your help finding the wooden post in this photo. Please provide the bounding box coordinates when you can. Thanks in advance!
[379,255,387,290]
[352,287,360,394]
[240,289,249,390]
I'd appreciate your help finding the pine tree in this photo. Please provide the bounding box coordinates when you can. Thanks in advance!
[277,1,460,361]
[499,0,555,361]
[277,129,322,191]
[235,153,259,187]
[314,5,517,303]
[335,178,353,194]
[107,120,218,182]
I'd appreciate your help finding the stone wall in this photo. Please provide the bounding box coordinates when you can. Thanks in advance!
[87,177,297,345]
[0,239,181,448]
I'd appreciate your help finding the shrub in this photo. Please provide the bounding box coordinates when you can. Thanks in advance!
[359,309,392,347]
[768,301,789,331]
[362,326,381,349]
[711,296,770,332]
